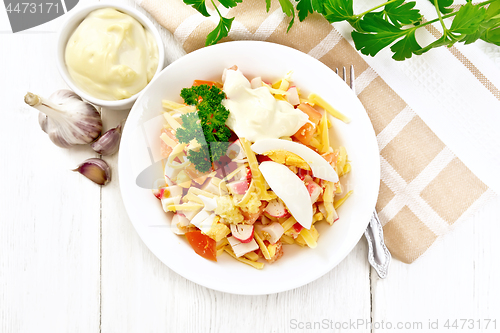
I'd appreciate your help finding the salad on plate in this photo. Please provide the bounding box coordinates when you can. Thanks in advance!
[152,66,352,270]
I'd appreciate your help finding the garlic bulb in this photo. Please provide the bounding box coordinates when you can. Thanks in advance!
[73,158,111,185]
[91,121,124,156]
[24,90,103,148]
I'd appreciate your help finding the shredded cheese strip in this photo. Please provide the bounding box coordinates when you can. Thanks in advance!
[166,203,203,212]
[223,163,247,183]
[343,163,351,176]
[163,112,182,130]
[308,93,350,123]
[160,132,177,149]
[278,79,289,91]
[254,233,271,260]
[244,251,259,261]
[262,82,287,96]
[188,187,216,198]
[336,146,347,177]
[280,234,295,244]
[235,179,255,207]
[217,238,229,250]
[323,181,335,204]
[224,247,264,269]
[167,143,188,169]
[182,192,203,204]
[162,100,195,113]
[320,111,330,154]
[281,216,297,232]
[299,228,318,248]
[334,190,353,210]
[239,138,273,200]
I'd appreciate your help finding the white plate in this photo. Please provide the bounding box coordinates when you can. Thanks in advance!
[119,41,380,295]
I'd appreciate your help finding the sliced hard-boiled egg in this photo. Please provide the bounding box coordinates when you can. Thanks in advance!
[251,138,339,183]
[258,161,313,229]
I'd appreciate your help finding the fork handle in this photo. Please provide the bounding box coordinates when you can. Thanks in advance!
[364,211,391,279]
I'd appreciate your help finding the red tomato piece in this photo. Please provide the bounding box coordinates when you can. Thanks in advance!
[185,230,217,261]
[298,103,322,125]
[293,122,315,145]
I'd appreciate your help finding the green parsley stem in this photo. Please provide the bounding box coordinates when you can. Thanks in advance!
[355,0,399,19]
[211,0,223,19]
[433,0,447,32]
[409,0,495,30]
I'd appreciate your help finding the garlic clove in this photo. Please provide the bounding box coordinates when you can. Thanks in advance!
[91,121,124,156]
[73,158,111,185]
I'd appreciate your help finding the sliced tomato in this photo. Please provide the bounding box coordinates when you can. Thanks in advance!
[293,122,315,145]
[192,80,222,88]
[298,103,322,125]
[185,230,217,261]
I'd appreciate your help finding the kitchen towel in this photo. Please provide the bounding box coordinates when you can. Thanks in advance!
[135,0,500,263]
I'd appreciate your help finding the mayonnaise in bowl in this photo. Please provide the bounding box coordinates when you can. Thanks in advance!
[64,8,159,101]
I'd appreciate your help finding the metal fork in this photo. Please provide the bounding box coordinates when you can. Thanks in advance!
[337,66,391,279]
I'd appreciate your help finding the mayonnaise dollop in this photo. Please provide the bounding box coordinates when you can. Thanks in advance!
[65,8,159,100]
[222,69,309,142]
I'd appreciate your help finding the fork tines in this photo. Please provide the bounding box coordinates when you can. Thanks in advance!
[335,66,355,94]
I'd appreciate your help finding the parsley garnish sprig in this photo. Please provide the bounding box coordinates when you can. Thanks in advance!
[182,0,500,60]
[175,84,231,173]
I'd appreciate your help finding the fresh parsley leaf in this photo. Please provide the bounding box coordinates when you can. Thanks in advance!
[206,16,234,46]
[450,2,486,35]
[277,0,295,31]
[176,84,232,172]
[296,0,314,22]
[390,29,421,60]
[210,141,231,165]
[187,147,212,173]
[477,1,500,45]
[352,14,405,57]
[352,30,404,56]
[383,0,422,28]
[296,0,325,21]
[323,0,356,23]
[176,113,206,145]
[485,0,500,20]
[183,0,210,17]
[429,0,453,14]
[218,0,243,9]
[359,12,402,32]
[483,24,500,45]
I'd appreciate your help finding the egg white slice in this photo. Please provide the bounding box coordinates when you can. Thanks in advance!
[258,161,313,229]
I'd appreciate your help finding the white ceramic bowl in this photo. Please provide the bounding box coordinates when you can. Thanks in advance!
[56,2,165,110]
[119,41,380,295]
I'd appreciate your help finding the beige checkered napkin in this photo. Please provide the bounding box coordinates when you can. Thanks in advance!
[136,0,493,264]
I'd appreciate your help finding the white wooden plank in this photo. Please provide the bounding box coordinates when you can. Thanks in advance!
[371,196,500,332]
[101,197,371,333]
[0,33,100,332]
